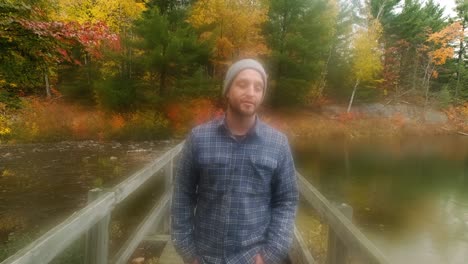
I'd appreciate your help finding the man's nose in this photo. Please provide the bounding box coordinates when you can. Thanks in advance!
[245,84,255,96]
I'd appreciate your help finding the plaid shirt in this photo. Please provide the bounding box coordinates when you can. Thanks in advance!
[171,116,299,264]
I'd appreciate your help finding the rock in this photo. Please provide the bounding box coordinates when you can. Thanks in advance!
[132,257,145,264]
[424,109,448,124]
[322,105,347,116]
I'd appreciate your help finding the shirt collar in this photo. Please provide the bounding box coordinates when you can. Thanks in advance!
[217,114,263,140]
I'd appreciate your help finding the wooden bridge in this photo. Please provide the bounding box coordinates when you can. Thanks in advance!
[1,142,390,264]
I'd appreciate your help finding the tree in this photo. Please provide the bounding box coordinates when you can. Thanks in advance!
[372,0,447,99]
[421,22,463,105]
[347,19,383,112]
[266,0,338,105]
[53,0,146,33]
[53,0,146,89]
[326,0,363,100]
[133,5,210,96]
[188,0,268,77]
[454,0,468,98]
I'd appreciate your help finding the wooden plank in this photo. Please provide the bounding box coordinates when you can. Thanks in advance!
[289,226,315,264]
[113,191,171,264]
[85,189,110,264]
[143,235,170,243]
[159,241,184,264]
[327,204,353,264]
[163,160,173,234]
[113,142,183,204]
[296,173,390,264]
[1,192,115,264]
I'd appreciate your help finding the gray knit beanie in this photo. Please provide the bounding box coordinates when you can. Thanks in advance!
[223,59,267,97]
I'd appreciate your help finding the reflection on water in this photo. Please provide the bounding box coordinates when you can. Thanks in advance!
[295,136,468,264]
[0,141,172,250]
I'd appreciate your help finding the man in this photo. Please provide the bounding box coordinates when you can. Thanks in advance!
[171,59,299,264]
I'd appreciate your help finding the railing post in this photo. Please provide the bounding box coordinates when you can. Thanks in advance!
[85,188,110,264]
[163,159,173,234]
[327,203,353,264]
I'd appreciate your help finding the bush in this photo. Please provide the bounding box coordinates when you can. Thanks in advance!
[173,69,220,98]
[94,77,137,111]
[166,98,223,136]
[111,111,171,140]
[272,78,310,106]
[437,85,452,108]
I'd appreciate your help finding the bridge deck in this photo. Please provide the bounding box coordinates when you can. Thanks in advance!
[159,241,184,264]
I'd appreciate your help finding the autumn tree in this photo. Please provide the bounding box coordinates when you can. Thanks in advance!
[133,5,210,97]
[454,0,468,98]
[53,0,146,96]
[188,0,268,77]
[266,0,338,106]
[1,1,118,100]
[347,18,383,112]
[421,22,463,105]
[378,0,446,98]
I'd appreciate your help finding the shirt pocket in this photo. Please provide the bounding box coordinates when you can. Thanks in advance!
[198,155,230,192]
[245,155,277,194]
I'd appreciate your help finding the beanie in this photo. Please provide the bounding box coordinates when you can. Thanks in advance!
[223,59,267,97]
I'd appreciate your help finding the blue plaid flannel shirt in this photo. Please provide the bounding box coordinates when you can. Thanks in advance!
[171,116,299,264]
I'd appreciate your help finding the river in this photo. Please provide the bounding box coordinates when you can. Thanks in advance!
[0,140,174,262]
[294,135,468,264]
[1,137,467,263]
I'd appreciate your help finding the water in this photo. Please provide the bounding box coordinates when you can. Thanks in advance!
[0,140,174,260]
[294,136,468,264]
[1,137,467,263]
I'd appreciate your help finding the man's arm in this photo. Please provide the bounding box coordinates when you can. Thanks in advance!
[171,132,199,263]
[261,136,299,263]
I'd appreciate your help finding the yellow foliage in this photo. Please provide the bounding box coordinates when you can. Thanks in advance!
[352,19,383,82]
[0,115,12,136]
[53,0,146,32]
[189,0,268,68]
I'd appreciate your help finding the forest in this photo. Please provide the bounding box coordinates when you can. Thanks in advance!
[0,0,467,142]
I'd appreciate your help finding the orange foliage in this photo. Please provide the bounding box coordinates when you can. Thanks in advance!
[110,114,125,130]
[445,103,468,132]
[427,22,463,66]
[9,97,170,141]
[166,98,223,136]
[337,112,364,122]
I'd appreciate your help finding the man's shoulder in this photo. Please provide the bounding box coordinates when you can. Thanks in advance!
[257,120,289,146]
[190,118,222,137]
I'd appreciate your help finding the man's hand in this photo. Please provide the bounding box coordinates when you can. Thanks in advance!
[190,257,200,264]
[254,253,265,264]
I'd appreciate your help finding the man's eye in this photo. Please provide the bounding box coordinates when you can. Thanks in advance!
[238,82,247,88]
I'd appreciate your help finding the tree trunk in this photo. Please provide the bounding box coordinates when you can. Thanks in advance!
[347,79,359,113]
[84,54,91,85]
[159,67,167,96]
[424,63,435,107]
[455,18,466,98]
[411,54,419,91]
[317,47,333,97]
[44,70,51,98]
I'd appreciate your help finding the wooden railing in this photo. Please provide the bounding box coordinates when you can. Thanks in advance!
[293,173,391,264]
[1,142,183,264]
[1,141,390,264]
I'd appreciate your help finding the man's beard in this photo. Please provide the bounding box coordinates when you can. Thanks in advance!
[228,99,257,118]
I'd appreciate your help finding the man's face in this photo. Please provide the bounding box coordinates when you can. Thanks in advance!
[226,69,264,117]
